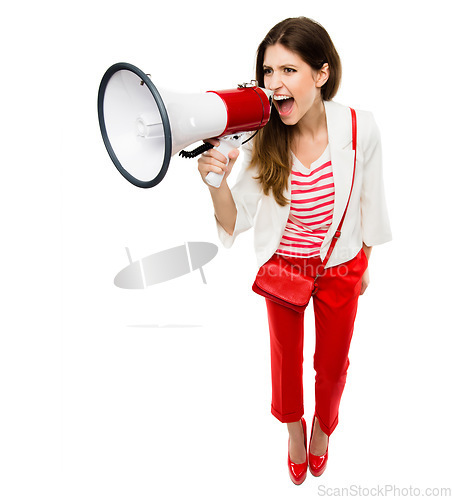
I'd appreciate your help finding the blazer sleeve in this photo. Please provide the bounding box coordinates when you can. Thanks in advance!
[216,141,263,248]
[360,112,393,246]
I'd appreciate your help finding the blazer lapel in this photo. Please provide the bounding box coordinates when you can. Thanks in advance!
[322,100,355,247]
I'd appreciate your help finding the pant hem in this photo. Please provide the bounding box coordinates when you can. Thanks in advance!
[271,405,304,423]
[315,412,338,437]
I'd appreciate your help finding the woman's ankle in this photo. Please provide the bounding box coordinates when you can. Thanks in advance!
[287,420,307,463]
[310,417,329,455]
[287,419,304,437]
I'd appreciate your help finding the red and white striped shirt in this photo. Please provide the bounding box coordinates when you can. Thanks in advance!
[276,145,335,258]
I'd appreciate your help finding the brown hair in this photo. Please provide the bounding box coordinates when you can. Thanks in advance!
[251,17,342,206]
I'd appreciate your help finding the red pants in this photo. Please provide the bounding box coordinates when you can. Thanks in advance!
[265,249,368,436]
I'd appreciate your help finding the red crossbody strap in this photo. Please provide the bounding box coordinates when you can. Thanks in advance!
[316,107,357,276]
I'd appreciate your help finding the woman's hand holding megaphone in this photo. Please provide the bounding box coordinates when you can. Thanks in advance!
[198,138,240,188]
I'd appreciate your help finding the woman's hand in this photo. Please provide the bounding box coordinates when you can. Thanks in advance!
[360,268,370,295]
[360,244,372,295]
[197,139,240,187]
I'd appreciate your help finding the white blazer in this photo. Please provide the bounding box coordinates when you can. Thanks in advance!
[216,100,392,269]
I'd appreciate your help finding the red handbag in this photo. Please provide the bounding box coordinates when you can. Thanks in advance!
[252,107,357,313]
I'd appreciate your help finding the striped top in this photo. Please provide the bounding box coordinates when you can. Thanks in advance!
[276,145,335,258]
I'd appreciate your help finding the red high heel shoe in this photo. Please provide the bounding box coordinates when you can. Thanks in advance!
[287,417,307,485]
[308,416,329,477]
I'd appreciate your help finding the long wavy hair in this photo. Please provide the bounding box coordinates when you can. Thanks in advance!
[250,17,342,206]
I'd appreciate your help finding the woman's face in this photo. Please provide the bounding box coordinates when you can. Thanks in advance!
[263,43,328,126]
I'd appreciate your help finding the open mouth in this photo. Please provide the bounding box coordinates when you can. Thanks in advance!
[273,95,294,116]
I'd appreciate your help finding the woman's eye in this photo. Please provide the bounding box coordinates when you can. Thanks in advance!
[263,68,272,75]
[284,68,296,73]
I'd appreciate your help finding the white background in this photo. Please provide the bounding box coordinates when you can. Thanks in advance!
[1,0,451,498]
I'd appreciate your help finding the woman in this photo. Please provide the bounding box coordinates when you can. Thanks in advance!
[198,17,391,485]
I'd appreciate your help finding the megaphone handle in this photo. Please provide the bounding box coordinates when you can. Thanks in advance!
[205,135,244,188]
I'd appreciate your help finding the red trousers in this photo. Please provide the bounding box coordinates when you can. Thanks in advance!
[265,248,368,436]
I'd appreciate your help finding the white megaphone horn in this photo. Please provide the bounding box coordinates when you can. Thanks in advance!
[97,62,273,188]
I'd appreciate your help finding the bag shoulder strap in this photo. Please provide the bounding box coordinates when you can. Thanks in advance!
[316,107,357,275]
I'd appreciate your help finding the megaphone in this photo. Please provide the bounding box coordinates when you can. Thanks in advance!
[97,62,273,189]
